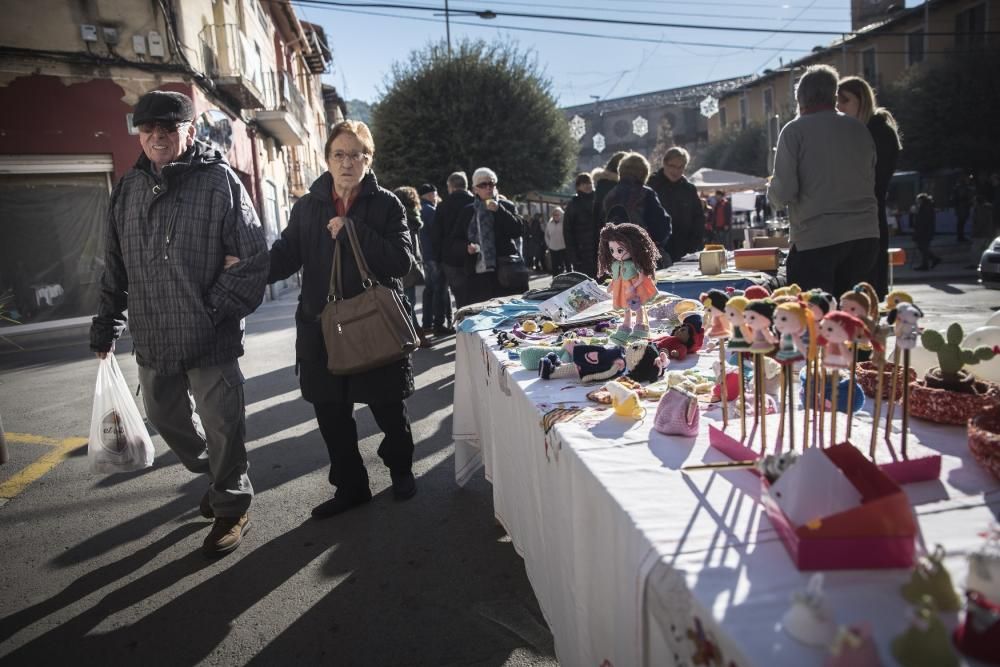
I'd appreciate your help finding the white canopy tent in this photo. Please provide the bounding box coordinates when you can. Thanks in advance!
[689,167,768,193]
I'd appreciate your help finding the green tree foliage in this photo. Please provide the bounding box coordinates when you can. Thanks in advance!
[881,48,1000,173]
[371,39,578,194]
[693,122,768,176]
[345,99,373,125]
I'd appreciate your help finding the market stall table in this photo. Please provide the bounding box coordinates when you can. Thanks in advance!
[452,328,1000,667]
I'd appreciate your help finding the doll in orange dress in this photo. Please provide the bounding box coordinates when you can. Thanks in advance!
[598,223,661,345]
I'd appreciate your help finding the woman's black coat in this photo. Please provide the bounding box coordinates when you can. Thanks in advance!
[453,197,525,275]
[268,171,415,404]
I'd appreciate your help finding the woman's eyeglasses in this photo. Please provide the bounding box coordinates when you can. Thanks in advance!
[475,181,497,189]
[330,151,370,165]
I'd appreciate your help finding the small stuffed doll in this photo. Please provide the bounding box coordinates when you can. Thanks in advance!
[816,311,870,369]
[771,283,802,303]
[744,299,778,354]
[623,340,670,383]
[700,289,732,339]
[774,301,815,364]
[743,284,771,300]
[568,341,627,383]
[654,312,705,360]
[725,295,752,352]
[887,302,924,350]
[598,223,661,345]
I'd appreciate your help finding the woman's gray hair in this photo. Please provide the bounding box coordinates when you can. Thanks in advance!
[795,64,839,109]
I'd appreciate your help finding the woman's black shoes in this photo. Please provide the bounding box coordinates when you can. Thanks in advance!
[390,472,417,501]
[311,490,373,519]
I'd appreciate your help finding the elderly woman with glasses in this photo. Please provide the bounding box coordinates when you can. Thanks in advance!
[263,120,419,518]
[453,167,526,305]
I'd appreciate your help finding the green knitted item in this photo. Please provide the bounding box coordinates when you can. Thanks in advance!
[519,345,569,371]
[921,323,995,385]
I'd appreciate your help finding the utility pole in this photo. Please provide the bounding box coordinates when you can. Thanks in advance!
[445,0,451,56]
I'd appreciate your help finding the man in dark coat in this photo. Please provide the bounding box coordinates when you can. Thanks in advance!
[417,183,452,334]
[90,90,268,556]
[647,147,705,261]
[562,172,599,278]
[432,171,476,308]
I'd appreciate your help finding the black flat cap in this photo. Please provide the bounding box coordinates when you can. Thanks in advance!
[133,90,195,126]
[417,183,437,196]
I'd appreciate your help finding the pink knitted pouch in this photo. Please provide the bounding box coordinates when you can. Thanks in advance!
[653,388,700,437]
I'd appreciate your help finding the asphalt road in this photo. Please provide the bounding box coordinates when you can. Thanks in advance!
[0,291,557,667]
[0,278,996,666]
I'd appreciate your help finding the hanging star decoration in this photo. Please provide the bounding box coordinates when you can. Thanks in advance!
[700,96,719,119]
[593,132,606,153]
[569,114,586,141]
[632,115,648,137]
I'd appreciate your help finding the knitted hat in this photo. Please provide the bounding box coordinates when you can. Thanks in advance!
[133,90,194,126]
[472,167,498,187]
[417,183,436,196]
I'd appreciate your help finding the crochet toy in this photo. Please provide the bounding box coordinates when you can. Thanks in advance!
[700,289,732,339]
[598,223,660,344]
[920,321,995,390]
[744,299,778,354]
[653,313,705,361]
[623,340,669,383]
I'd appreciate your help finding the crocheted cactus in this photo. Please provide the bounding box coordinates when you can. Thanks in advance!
[921,323,995,385]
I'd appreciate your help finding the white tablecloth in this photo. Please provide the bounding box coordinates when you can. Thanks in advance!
[453,330,1000,667]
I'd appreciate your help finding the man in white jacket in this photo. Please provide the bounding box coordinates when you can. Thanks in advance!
[544,207,568,275]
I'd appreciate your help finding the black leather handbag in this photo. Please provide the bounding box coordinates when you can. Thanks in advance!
[496,254,530,293]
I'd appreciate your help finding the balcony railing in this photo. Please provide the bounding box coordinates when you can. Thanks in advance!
[261,70,308,131]
[199,24,266,109]
[288,159,320,197]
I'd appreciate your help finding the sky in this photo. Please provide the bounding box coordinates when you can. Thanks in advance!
[291,0,916,108]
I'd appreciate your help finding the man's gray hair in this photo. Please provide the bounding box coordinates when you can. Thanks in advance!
[795,64,839,109]
[447,171,468,191]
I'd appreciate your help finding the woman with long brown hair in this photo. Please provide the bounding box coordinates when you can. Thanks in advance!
[837,76,902,298]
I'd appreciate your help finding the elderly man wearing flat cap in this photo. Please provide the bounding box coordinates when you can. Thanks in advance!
[90,90,268,557]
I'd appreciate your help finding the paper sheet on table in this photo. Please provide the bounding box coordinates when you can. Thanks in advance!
[537,279,613,323]
[769,446,863,527]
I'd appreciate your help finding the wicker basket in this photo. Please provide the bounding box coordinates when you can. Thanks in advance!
[910,378,1000,425]
[856,361,916,401]
[969,405,1000,480]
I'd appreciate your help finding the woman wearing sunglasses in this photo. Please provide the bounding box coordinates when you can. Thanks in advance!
[454,168,526,305]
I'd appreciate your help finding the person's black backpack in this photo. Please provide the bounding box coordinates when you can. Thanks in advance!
[604,185,646,227]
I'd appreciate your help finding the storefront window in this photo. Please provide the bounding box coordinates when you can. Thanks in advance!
[0,173,108,327]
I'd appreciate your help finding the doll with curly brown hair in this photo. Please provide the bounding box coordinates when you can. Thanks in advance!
[598,223,661,344]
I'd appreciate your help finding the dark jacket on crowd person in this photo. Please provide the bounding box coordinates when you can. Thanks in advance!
[601,181,671,252]
[267,170,415,405]
[454,196,525,278]
[913,195,936,247]
[418,198,436,261]
[90,141,269,373]
[433,188,476,268]
[592,168,619,224]
[867,111,901,297]
[562,189,599,276]
[647,170,705,260]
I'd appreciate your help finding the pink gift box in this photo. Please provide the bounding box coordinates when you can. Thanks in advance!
[761,444,916,571]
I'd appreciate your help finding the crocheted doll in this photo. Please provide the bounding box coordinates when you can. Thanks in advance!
[598,223,660,345]
[725,295,752,352]
[700,289,732,339]
[773,302,815,364]
[744,299,778,355]
[816,311,875,369]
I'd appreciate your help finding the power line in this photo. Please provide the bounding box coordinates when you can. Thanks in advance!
[286,0,998,37]
[289,2,819,52]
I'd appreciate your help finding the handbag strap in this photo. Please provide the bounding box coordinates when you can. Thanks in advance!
[326,218,375,302]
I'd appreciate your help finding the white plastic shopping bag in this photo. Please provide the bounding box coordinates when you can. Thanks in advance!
[88,355,155,473]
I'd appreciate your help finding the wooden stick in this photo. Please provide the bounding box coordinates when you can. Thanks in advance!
[830,369,839,447]
[719,341,729,429]
[758,355,768,454]
[683,459,757,472]
[846,345,859,440]
[902,349,911,459]
[788,365,796,452]
[885,347,901,443]
[739,352,747,441]
[818,362,826,449]
[803,357,812,448]
[777,364,787,448]
[869,345,886,460]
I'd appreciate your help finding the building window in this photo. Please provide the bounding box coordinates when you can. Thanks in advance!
[907,30,925,66]
[955,3,986,50]
[763,87,774,116]
[739,96,748,129]
[860,48,877,86]
[720,106,727,129]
